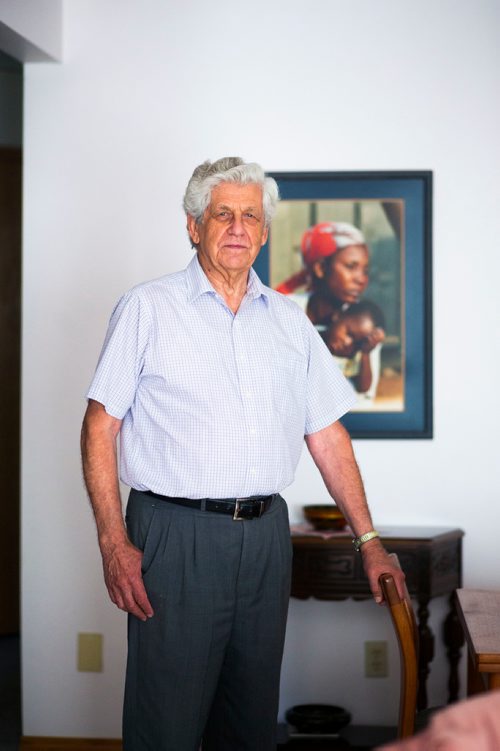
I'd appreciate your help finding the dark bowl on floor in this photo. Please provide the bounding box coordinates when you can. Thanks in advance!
[286,703,352,734]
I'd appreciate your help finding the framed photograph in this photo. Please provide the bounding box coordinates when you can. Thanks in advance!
[254,171,433,438]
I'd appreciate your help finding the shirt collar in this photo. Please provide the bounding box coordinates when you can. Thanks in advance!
[246,265,269,303]
[185,254,215,302]
[186,254,269,305]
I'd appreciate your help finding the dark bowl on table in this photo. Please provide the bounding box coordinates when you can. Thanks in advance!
[286,703,352,734]
[303,504,347,531]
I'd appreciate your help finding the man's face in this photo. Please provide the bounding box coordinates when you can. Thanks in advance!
[187,182,269,277]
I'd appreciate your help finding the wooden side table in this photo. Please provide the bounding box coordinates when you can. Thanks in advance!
[291,525,464,709]
[455,588,500,694]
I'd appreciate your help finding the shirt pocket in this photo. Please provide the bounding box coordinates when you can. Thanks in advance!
[270,357,307,426]
[125,500,159,577]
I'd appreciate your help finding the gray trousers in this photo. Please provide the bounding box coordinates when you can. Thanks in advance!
[123,489,292,751]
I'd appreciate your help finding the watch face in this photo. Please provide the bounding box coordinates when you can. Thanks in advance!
[353,530,379,551]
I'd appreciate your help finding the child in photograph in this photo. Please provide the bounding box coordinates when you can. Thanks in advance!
[323,300,385,399]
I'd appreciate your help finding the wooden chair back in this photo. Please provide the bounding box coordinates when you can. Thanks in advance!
[379,565,419,739]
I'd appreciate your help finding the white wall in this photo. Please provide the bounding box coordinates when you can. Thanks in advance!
[21,0,500,738]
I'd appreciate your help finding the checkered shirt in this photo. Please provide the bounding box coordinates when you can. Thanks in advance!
[86,255,356,498]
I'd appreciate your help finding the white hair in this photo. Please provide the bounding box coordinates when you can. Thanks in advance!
[183,157,279,227]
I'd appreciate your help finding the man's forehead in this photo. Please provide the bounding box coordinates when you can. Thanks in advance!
[210,182,263,206]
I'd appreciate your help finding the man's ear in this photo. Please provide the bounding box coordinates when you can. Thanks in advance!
[187,214,200,246]
[260,226,269,247]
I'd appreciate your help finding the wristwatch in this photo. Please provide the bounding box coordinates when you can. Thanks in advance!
[352,530,380,552]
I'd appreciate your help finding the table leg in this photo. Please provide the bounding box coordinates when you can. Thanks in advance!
[467,650,485,695]
[488,673,500,691]
[417,596,435,710]
[443,593,464,703]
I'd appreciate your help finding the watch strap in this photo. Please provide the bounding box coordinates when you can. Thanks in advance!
[352,530,380,552]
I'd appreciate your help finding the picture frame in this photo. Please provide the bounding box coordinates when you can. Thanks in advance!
[254,171,433,439]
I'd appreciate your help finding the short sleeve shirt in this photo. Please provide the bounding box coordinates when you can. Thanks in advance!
[86,255,356,498]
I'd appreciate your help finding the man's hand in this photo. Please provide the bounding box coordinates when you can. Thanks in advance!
[305,421,408,605]
[101,539,154,622]
[81,400,154,622]
[360,541,407,604]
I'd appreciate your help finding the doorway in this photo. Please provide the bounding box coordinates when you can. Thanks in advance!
[0,48,22,749]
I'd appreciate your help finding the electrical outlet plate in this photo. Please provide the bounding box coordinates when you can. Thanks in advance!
[365,640,388,678]
[77,633,103,672]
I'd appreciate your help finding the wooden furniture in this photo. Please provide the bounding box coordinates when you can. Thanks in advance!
[291,525,464,710]
[380,571,419,738]
[455,588,500,694]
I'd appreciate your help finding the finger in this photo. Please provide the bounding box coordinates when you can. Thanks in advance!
[370,578,384,605]
[131,580,154,619]
[108,587,127,612]
[121,590,150,621]
[109,575,150,620]
[111,579,134,610]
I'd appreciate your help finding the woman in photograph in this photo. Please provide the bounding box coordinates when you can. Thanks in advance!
[275,221,385,405]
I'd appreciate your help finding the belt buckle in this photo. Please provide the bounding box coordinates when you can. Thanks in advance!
[233,498,264,521]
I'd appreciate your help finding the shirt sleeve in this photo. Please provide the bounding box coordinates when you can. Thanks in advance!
[303,315,357,435]
[86,289,151,419]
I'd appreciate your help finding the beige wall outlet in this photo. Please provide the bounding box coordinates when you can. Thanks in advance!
[365,640,388,678]
[77,632,103,672]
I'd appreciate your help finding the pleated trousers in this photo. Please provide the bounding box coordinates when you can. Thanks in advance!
[123,489,292,751]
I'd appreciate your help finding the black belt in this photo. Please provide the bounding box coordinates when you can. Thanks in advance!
[144,490,277,520]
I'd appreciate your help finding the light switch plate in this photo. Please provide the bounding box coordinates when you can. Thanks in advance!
[365,640,388,678]
[77,633,103,672]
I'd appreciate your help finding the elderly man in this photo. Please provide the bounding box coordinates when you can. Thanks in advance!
[81,157,404,751]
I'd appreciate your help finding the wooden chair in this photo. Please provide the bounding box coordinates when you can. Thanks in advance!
[379,568,419,739]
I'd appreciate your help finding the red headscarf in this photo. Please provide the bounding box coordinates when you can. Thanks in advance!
[275,222,366,294]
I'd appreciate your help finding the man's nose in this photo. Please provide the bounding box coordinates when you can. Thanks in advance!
[228,214,245,234]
